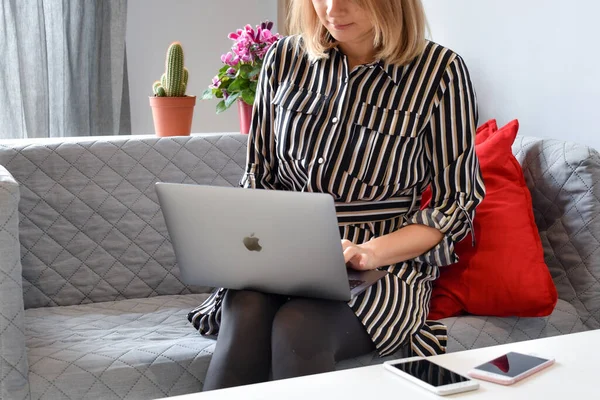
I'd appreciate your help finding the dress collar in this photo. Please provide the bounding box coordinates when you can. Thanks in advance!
[329,46,404,86]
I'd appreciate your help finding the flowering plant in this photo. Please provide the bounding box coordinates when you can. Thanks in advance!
[202,21,281,113]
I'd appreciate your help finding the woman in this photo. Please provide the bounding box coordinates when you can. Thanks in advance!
[190,0,485,390]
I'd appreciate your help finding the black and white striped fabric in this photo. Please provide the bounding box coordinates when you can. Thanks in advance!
[189,36,485,357]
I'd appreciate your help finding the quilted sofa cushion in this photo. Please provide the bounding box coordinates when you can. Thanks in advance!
[25,295,583,399]
[512,136,600,329]
[25,294,213,400]
[442,299,585,352]
[0,166,30,400]
[0,134,247,309]
[335,299,584,370]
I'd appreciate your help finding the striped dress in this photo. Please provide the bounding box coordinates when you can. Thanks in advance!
[189,36,486,358]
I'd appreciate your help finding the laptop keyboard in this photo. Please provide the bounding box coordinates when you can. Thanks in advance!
[349,279,365,290]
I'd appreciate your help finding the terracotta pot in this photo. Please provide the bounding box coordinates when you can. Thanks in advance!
[238,100,253,134]
[149,96,196,137]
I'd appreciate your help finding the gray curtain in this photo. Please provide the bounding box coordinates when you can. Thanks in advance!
[0,0,130,139]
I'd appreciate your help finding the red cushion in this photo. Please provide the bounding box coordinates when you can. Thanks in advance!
[426,119,558,320]
[475,119,497,145]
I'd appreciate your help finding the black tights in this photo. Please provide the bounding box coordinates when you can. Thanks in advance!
[202,290,375,391]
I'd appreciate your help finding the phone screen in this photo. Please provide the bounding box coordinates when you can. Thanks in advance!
[473,352,550,378]
[392,359,471,387]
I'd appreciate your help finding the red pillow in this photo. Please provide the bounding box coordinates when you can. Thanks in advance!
[426,119,558,320]
[474,119,497,145]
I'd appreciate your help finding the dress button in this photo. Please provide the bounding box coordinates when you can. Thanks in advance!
[332,117,339,124]
[317,157,324,165]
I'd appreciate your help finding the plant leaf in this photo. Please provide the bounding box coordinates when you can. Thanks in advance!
[220,77,231,87]
[249,81,258,92]
[224,92,241,109]
[241,89,254,105]
[201,88,214,100]
[228,78,250,93]
[248,65,262,79]
[227,79,242,92]
[238,64,253,78]
[216,100,227,114]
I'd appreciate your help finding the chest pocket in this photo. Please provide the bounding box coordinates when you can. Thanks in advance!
[272,82,325,160]
[343,103,422,187]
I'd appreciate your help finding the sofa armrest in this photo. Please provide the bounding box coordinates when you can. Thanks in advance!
[0,165,30,399]
[512,136,600,330]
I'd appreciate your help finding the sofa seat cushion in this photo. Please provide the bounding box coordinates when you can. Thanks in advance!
[336,299,585,370]
[442,299,586,353]
[25,294,213,400]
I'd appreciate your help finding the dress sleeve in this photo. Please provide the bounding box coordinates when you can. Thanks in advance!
[239,41,281,190]
[405,56,486,267]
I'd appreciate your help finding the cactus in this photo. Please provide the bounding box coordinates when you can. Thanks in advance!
[153,81,166,97]
[153,42,189,97]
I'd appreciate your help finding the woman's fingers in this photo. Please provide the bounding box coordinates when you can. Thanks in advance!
[343,244,358,264]
[341,239,353,249]
[341,240,374,270]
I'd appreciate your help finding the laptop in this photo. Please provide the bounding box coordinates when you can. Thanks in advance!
[155,183,387,301]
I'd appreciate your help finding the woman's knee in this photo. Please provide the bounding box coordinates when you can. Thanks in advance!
[222,290,280,324]
[271,298,373,361]
[271,299,331,357]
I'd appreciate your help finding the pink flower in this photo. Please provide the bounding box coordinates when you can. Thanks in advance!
[221,52,239,67]
[221,21,282,69]
[232,37,255,63]
[244,24,256,41]
[228,28,246,41]
[261,21,274,31]
[255,47,269,60]
[209,75,221,89]
[260,29,276,43]
[207,21,282,112]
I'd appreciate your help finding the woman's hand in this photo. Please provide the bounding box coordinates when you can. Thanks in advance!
[341,224,444,270]
[341,239,379,271]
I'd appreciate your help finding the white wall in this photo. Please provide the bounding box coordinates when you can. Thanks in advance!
[422,0,600,150]
[126,0,278,135]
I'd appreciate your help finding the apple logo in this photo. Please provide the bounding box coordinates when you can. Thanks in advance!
[243,233,262,252]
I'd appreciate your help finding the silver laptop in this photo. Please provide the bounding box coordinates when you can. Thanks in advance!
[155,183,387,301]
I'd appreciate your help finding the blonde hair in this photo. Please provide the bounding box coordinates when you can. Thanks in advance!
[287,0,427,66]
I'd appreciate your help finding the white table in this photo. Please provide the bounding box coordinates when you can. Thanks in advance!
[163,329,599,399]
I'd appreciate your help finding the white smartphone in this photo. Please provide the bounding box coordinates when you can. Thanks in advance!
[468,352,555,385]
[383,357,480,396]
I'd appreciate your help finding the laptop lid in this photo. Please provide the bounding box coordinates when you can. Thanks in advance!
[155,183,353,301]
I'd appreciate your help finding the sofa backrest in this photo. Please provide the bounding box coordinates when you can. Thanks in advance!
[0,134,248,309]
[512,136,600,329]
[2,132,599,324]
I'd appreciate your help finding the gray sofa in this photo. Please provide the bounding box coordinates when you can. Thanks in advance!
[1,133,598,400]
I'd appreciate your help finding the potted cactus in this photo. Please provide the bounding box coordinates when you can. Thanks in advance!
[149,42,196,137]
